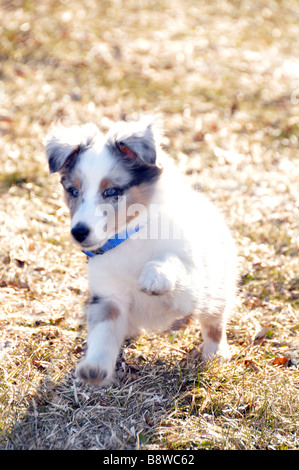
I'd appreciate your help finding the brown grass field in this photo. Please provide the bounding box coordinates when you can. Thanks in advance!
[0,0,299,450]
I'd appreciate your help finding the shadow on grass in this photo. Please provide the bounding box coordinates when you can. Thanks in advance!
[1,333,211,450]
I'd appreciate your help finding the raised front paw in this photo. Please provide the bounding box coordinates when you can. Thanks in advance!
[75,360,112,387]
[138,261,175,296]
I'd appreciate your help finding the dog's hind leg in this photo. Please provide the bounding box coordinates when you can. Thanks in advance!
[75,297,127,386]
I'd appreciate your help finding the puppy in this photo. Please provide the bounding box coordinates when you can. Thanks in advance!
[45,116,237,386]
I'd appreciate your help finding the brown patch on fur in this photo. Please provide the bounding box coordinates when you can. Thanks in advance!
[104,182,155,234]
[126,183,155,208]
[74,177,81,191]
[105,302,120,321]
[96,181,155,237]
[123,182,155,227]
[167,314,193,332]
[206,324,223,344]
[60,174,82,216]
[100,178,113,193]
[88,299,121,328]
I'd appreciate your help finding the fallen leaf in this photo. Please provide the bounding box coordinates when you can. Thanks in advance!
[0,115,13,123]
[51,316,64,325]
[273,356,290,367]
[244,359,260,372]
[244,297,262,308]
[7,280,30,290]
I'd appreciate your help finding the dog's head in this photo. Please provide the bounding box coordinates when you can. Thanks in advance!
[45,116,163,249]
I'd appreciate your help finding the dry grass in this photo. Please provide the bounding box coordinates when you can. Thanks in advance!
[1,0,299,450]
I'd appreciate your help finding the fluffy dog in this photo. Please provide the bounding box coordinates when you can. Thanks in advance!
[45,116,237,386]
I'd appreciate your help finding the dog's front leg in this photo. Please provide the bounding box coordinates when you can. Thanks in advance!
[200,318,231,362]
[75,297,126,386]
[138,252,186,296]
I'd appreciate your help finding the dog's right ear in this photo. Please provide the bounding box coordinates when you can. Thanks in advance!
[45,123,99,173]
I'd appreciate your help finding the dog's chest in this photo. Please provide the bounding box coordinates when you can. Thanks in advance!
[87,238,154,294]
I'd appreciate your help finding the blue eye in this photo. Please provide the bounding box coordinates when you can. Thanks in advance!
[103,188,117,198]
[70,187,79,198]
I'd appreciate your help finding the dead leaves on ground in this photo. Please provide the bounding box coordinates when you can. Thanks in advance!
[0,279,30,290]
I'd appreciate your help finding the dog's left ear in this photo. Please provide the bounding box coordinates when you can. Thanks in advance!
[109,115,161,166]
[45,123,99,173]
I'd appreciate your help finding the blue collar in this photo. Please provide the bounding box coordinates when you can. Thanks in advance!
[82,224,144,258]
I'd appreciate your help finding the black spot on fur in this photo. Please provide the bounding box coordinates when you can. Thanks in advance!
[126,161,162,187]
[89,295,103,305]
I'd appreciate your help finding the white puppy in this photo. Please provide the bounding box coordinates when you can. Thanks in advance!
[45,116,237,386]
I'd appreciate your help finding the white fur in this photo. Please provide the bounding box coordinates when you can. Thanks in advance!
[45,117,237,386]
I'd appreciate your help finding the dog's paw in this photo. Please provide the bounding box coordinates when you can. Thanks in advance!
[75,360,113,387]
[200,341,231,362]
[138,261,175,296]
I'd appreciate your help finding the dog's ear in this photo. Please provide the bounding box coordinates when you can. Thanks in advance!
[45,123,99,173]
[109,115,161,166]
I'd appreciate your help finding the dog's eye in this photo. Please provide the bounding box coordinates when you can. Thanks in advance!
[103,188,117,198]
[69,187,79,198]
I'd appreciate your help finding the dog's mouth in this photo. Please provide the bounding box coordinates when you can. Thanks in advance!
[79,240,107,250]
[71,226,111,250]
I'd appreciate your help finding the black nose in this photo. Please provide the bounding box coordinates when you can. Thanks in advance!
[71,223,90,243]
